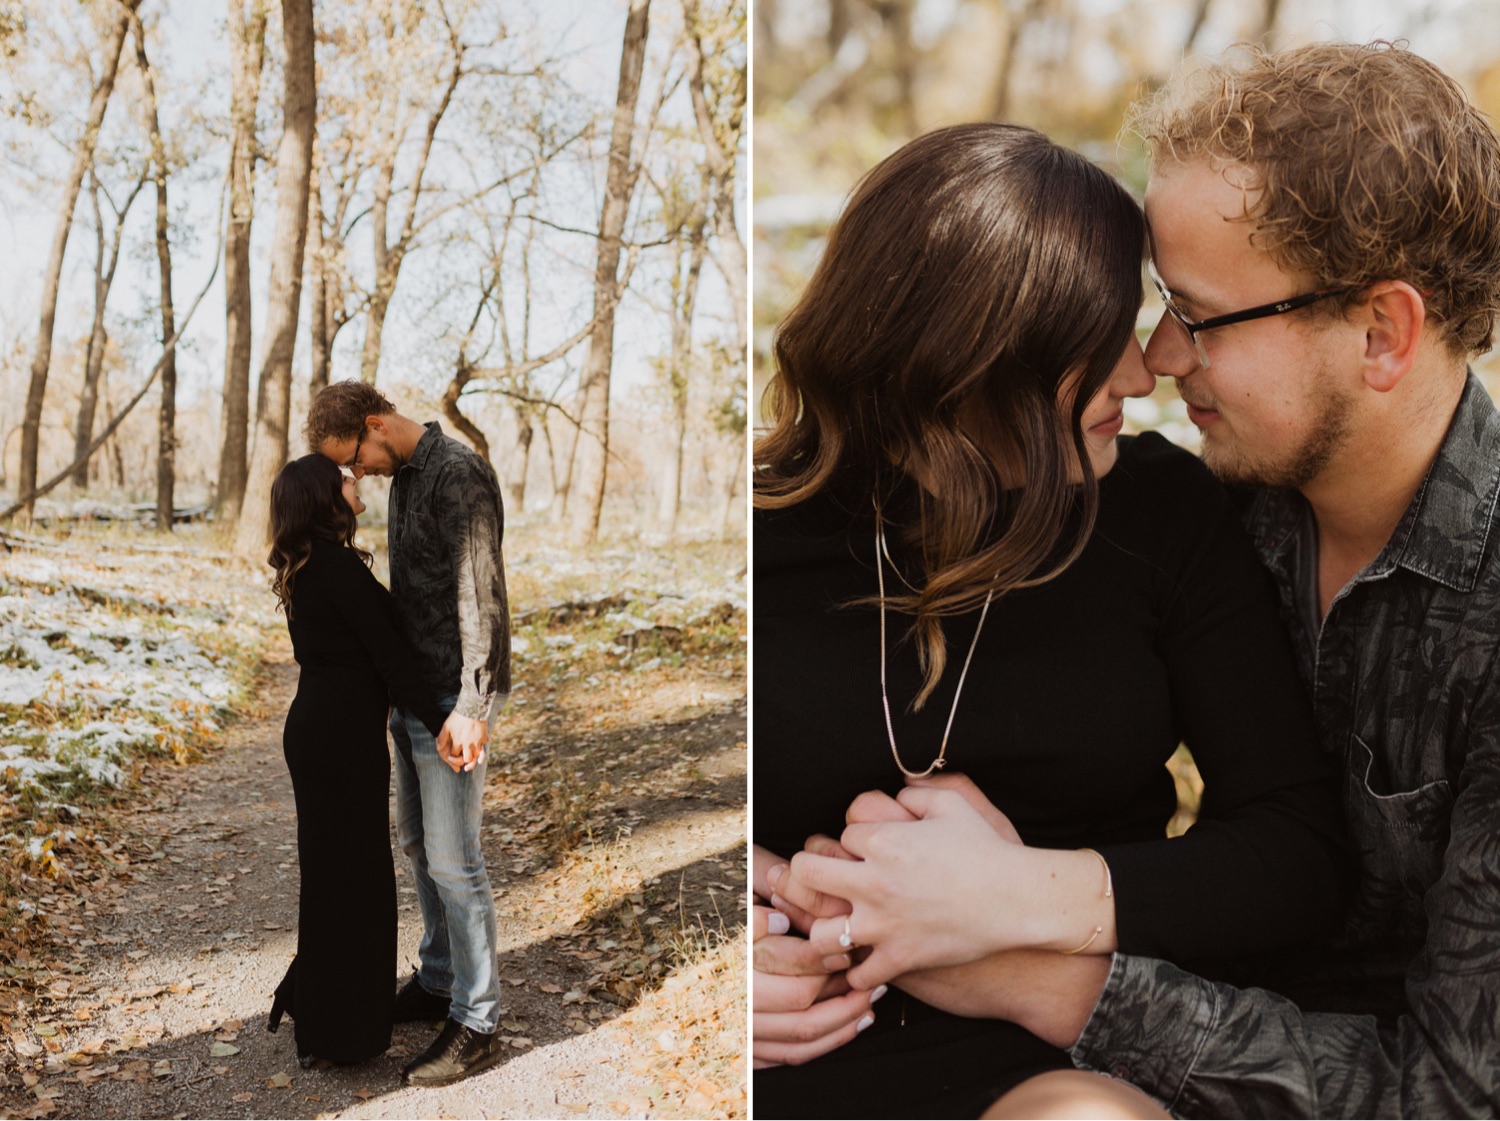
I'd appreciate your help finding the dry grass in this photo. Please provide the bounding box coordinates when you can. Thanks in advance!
[608,926,746,1119]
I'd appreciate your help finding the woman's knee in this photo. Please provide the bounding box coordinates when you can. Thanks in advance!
[983,1070,1168,1120]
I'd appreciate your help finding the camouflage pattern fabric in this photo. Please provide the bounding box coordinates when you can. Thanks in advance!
[1072,374,1500,1118]
[388,421,511,722]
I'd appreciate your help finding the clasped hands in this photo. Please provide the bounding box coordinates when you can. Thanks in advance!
[754,774,1061,1067]
[436,710,487,773]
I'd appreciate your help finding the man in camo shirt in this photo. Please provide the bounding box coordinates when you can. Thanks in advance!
[309,381,511,1088]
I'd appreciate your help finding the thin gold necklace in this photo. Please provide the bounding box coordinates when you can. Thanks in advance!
[875,517,994,779]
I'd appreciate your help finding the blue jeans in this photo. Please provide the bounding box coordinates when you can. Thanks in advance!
[389,699,501,1033]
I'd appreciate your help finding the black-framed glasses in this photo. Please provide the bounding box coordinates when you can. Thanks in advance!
[1148,258,1356,368]
[346,427,365,472]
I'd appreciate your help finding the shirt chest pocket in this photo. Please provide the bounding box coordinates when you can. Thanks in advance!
[1343,734,1453,942]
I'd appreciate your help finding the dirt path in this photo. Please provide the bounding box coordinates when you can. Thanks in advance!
[3,637,747,1120]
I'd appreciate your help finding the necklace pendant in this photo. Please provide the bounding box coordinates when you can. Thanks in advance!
[932,758,947,770]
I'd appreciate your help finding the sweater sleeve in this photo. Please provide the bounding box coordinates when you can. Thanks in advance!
[434,456,511,722]
[326,548,448,738]
[1098,439,1352,961]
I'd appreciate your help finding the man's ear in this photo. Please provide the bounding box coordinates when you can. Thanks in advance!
[1360,281,1425,393]
[365,413,387,434]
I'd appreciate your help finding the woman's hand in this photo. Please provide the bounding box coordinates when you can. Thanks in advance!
[753,842,883,1068]
[787,785,1117,990]
[753,960,886,1067]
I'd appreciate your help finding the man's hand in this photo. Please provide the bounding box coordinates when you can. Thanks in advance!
[437,711,488,773]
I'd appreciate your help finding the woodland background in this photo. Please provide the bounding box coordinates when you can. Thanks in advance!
[753,0,1500,435]
[0,0,746,546]
[0,3,748,1117]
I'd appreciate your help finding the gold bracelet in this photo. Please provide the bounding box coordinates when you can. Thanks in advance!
[1062,849,1113,955]
[1080,847,1113,898]
[1063,924,1104,954]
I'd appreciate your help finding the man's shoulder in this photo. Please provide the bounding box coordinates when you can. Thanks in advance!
[430,431,497,475]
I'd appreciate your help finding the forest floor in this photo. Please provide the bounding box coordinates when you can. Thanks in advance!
[0,519,747,1120]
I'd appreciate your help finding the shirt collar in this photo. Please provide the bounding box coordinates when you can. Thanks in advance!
[406,420,444,473]
[1244,372,1500,594]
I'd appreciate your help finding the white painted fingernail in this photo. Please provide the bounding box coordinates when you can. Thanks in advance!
[856,1014,874,1032]
[870,985,888,1003]
[767,911,790,935]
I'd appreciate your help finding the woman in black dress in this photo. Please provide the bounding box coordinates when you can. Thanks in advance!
[751,124,1350,1117]
[265,454,445,1066]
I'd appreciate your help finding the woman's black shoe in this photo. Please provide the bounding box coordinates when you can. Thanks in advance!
[400,1019,505,1087]
[393,972,450,1023]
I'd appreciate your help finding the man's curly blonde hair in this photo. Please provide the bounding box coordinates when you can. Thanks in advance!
[1130,40,1500,355]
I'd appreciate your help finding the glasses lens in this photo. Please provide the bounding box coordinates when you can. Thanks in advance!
[1150,263,1211,369]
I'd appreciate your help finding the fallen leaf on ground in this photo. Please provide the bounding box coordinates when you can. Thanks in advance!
[232,1092,253,1103]
[267,1072,292,1088]
[209,1042,239,1057]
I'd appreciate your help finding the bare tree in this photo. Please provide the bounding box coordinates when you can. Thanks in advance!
[684,0,745,355]
[14,0,136,521]
[130,12,178,532]
[358,6,467,384]
[216,0,269,524]
[654,165,709,535]
[71,165,148,488]
[233,0,316,557]
[307,144,331,393]
[567,0,652,544]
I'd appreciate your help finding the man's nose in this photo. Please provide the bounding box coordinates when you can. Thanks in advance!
[1143,311,1197,381]
[351,465,366,480]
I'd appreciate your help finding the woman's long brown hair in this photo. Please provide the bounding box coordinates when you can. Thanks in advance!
[755,123,1145,706]
[268,454,371,618]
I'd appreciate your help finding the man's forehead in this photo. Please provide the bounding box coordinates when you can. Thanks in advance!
[1144,161,1291,299]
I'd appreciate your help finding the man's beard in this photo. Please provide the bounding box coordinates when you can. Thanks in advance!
[373,431,407,472]
[1198,377,1355,490]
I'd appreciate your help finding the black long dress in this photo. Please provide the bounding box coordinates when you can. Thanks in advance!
[753,434,1351,1118]
[268,538,445,1064]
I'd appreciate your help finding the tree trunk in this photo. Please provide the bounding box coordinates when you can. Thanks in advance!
[509,410,534,513]
[684,0,746,356]
[233,0,316,557]
[568,0,651,544]
[439,366,492,463]
[359,46,462,386]
[15,5,133,521]
[716,433,744,541]
[308,146,330,393]
[134,17,177,533]
[1183,0,1213,55]
[992,0,1045,122]
[217,0,269,525]
[656,171,710,536]
[72,173,143,488]
[360,146,395,384]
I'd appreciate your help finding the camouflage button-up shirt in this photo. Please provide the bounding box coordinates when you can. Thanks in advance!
[1072,374,1500,1118]
[388,421,510,722]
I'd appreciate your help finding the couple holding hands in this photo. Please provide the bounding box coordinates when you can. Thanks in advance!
[264,381,515,1088]
[754,42,1500,1119]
